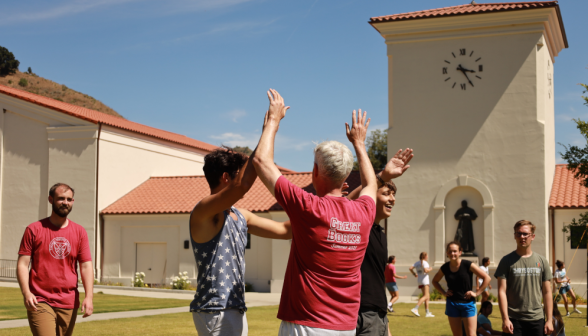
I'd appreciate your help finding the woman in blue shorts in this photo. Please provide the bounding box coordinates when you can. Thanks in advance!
[432,241,490,336]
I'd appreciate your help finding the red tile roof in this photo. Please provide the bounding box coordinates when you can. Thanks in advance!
[0,84,218,152]
[550,164,588,209]
[101,171,364,214]
[370,1,559,23]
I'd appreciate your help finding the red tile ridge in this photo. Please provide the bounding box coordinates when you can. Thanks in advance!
[0,84,218,152]
[370,1,559,23]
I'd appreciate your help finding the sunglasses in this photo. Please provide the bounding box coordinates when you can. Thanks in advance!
[515,232,533,238]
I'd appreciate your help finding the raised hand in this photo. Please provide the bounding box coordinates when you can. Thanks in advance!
[346,109,370,146]
[381,148,414,180]
[266,89,290,122]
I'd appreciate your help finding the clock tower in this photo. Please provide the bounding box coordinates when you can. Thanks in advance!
[369,1,567,291]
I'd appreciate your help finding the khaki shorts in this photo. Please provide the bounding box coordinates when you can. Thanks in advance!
[27,302,78,336]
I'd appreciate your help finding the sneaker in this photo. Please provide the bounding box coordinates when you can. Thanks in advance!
[411,308,420,317]
[573,308,582,314]
[425,312,435,317]
[565,312,570,317]
[387,306,394,313]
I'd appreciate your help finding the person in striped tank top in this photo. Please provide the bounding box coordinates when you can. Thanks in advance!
[190,142,292,335]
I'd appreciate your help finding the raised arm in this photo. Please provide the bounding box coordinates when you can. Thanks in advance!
[252,89,290,197]
[240,208,292,239]
[346,110,377,203]
[191,148,258,232]
[347,148,413,200]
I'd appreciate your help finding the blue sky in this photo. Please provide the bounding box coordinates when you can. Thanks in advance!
[1,0,586,172]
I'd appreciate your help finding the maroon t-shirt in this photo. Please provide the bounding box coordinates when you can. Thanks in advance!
[18,218,92,309]
[385,264,396,283]
[274,176,376,331]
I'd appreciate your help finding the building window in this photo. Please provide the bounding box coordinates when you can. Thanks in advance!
[246,233,251,249]
[570,225,587,249]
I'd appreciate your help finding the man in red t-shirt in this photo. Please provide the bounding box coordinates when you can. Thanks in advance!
[252,89,378,335]
[17,183,94,336]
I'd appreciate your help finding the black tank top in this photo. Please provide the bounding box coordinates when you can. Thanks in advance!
[441,259,474,303]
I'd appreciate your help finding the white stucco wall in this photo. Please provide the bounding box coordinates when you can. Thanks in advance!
[0,95,97,261]
[102,211,291,292]
[372,8,565,298]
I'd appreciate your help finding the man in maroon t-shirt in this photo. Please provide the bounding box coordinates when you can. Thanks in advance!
[252,89,378,335]
[17,183,94,336]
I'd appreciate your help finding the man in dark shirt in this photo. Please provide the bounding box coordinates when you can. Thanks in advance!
[348,148,413,336]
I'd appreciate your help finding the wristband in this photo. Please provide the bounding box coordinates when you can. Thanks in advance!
[376,174,385,187]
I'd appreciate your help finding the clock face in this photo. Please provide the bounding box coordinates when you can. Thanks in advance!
[442,48,484,90]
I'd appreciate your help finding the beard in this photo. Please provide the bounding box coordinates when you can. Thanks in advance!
[53,202,72,218]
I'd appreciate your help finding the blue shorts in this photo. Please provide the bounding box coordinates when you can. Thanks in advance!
[386,282,398,292]
[445,300,477,318]
[559,285,571,295]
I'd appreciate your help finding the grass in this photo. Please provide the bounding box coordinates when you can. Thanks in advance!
[0,287,190,321]
[0,303,586,336]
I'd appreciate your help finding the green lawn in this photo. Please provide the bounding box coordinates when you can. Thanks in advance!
[0,287,190,321]
[1,303,586,336]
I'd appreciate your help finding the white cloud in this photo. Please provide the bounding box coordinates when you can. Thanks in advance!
[225,109,247,123]
[169,19,277,43]
[0,0,255,25]
[209,132,312,152]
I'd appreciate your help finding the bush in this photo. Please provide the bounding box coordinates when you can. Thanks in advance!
[134,272,147,287]
[62,84,68,92]
[0,46,19,76]
[27,67,32,74]
[18,78,27,87]
[7,80,11,84]
[170,272,191,290]
[245,283,254,292]
[418,288,445,301]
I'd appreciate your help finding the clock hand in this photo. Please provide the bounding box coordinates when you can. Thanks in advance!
[457,66,475,87]
[457,64,476,73]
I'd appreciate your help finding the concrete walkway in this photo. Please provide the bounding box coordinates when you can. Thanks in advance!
[0,280,281,330]
[1,280,585,330]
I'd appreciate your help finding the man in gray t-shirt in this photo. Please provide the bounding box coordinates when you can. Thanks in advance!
[494,220,553,336]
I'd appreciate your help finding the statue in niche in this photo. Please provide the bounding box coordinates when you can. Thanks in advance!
[454,200,478,255]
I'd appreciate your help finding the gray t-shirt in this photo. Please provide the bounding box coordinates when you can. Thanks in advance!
[494,251,552,321]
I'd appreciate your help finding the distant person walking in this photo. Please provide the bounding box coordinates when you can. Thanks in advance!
[554,260,582,317]
[17,183,94,336]
[477,257,492,303]
[409,252,434,317]
[494,220,554,336]
[476,301,502,336]
[385,255,408,313]
[432,241,490,336]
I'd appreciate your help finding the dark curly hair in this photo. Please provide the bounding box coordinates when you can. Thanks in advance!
[203,146,247,190]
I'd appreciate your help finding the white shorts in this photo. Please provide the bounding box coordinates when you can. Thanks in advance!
[192,310,248,336]
[278,321,354,336]
[418,275,430,287]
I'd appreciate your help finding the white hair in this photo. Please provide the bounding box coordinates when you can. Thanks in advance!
[314,141,353,185]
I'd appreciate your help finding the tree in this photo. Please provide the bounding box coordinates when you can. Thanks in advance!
[232,146,253,156]
[559,82,588,325]
[0,46,19,76]
[353,129,387,170]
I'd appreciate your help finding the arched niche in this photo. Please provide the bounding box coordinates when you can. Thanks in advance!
[432,175,495,267]
[445,187,484,259]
